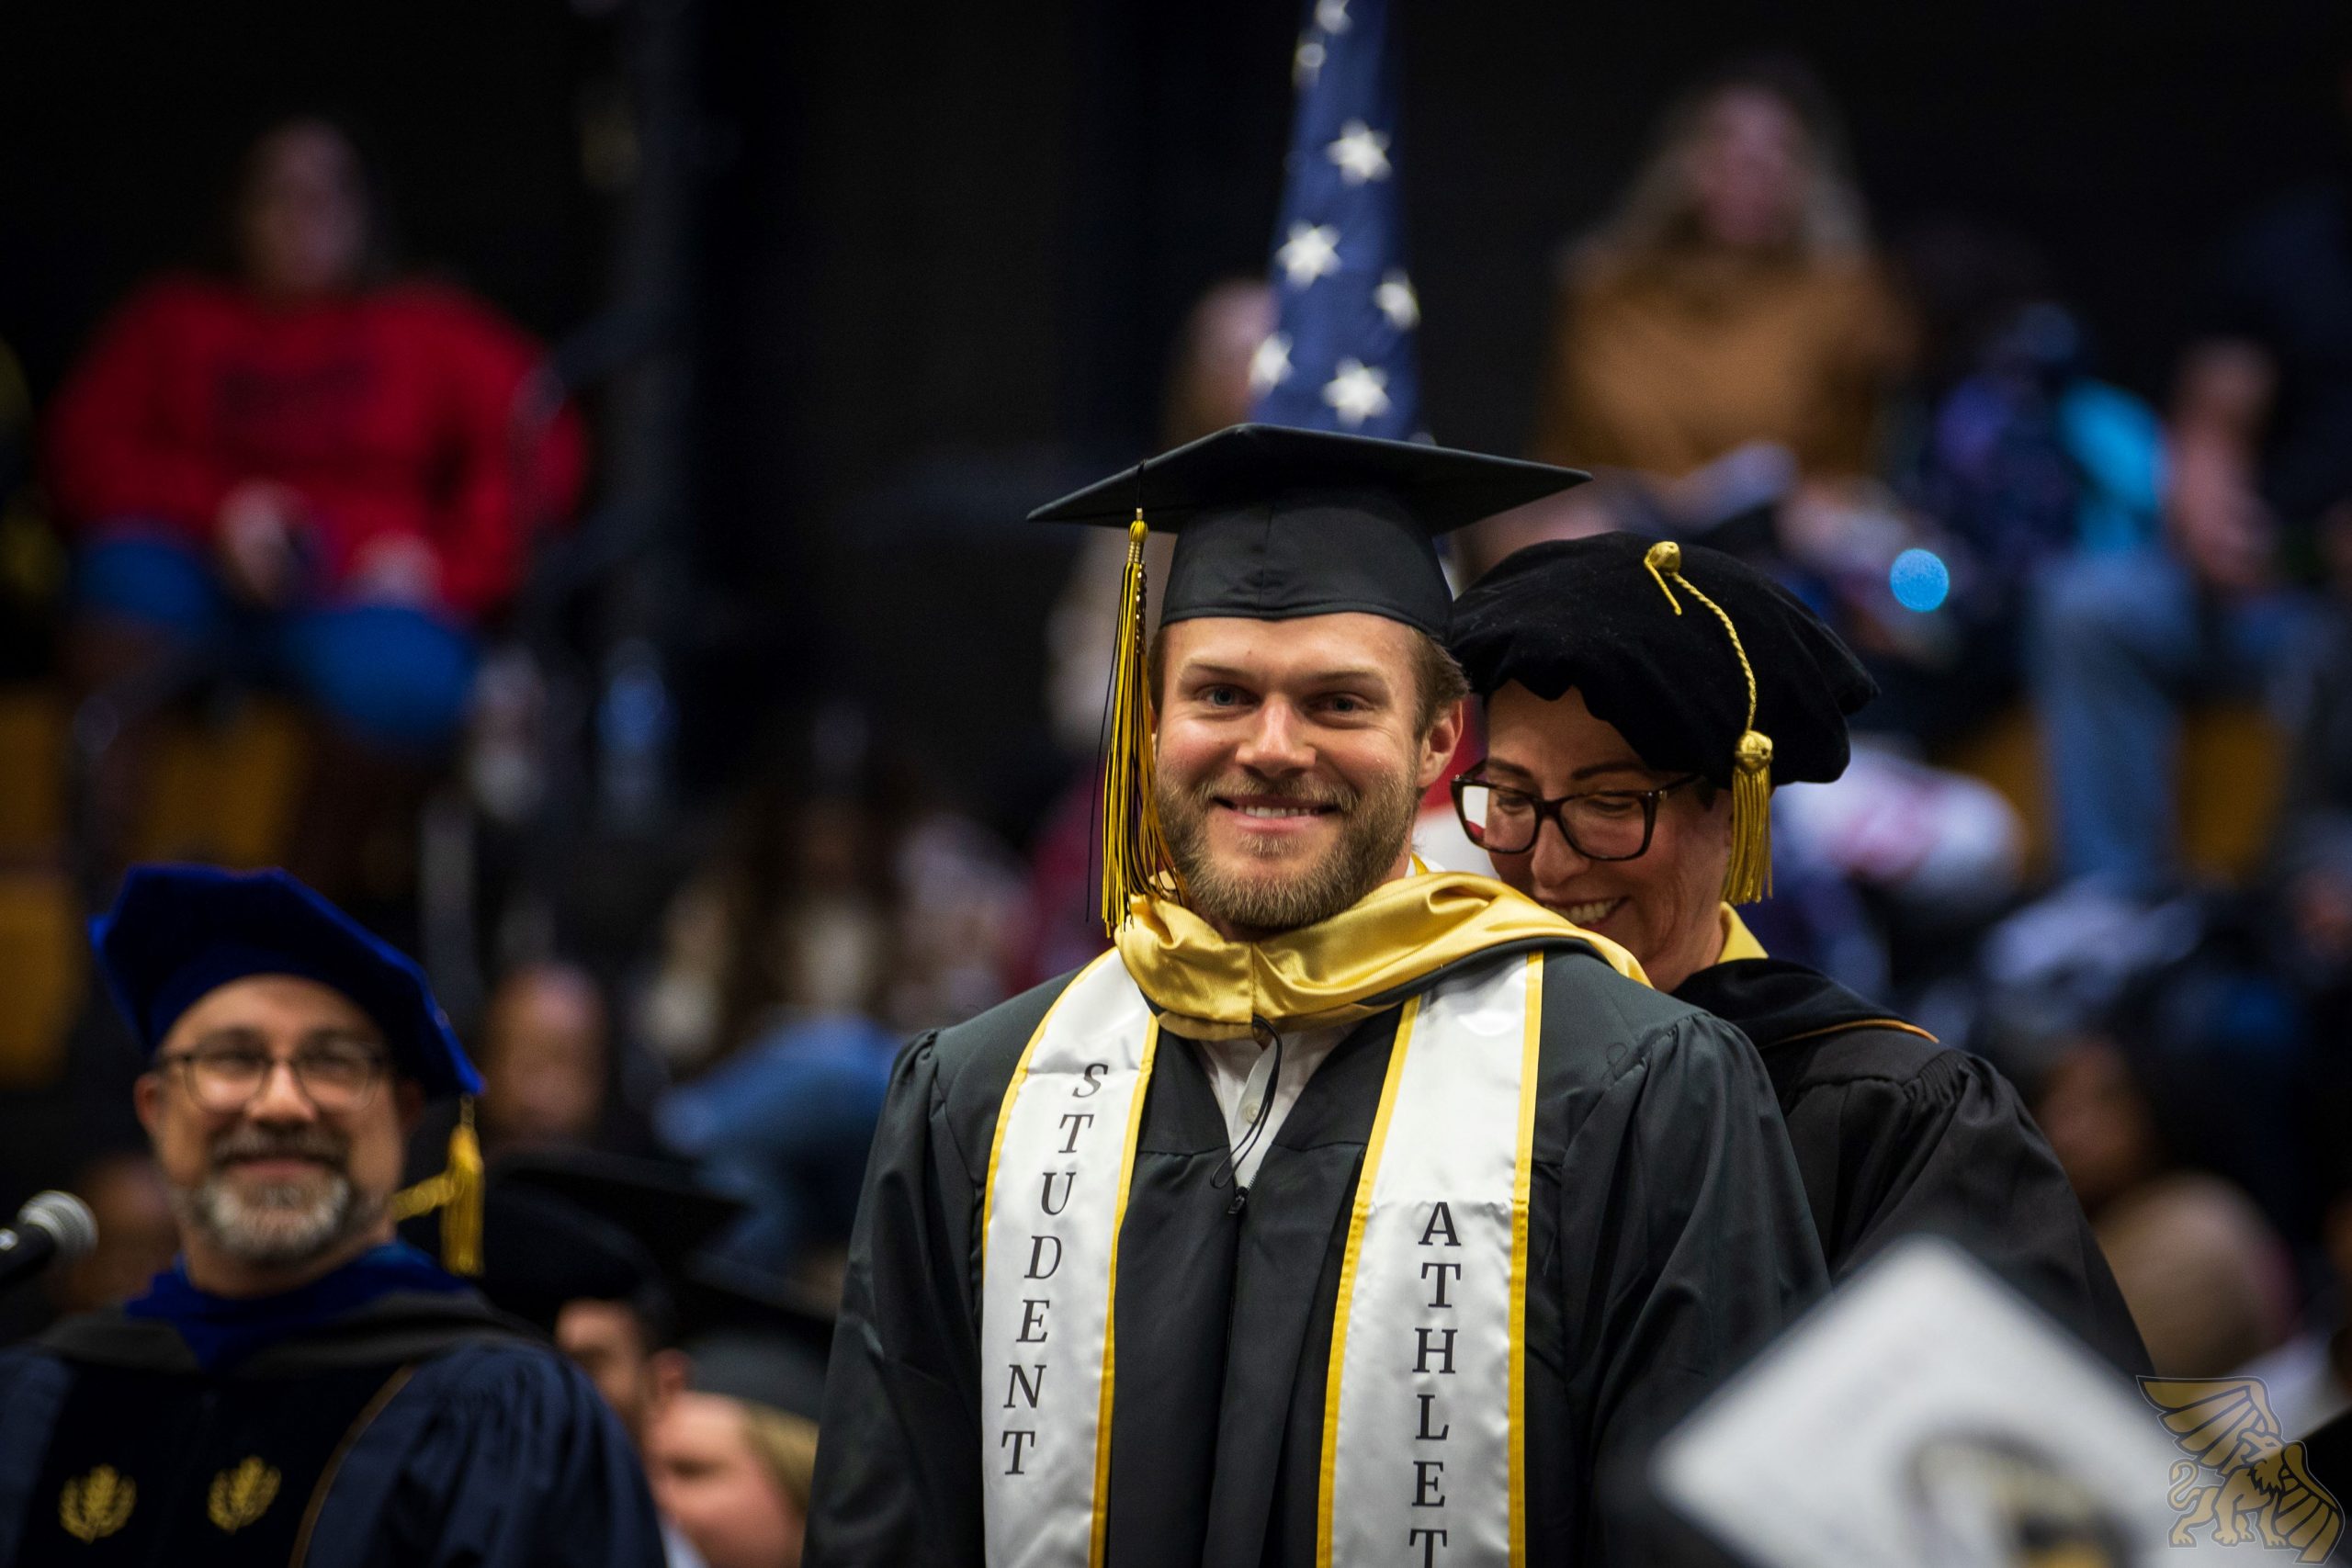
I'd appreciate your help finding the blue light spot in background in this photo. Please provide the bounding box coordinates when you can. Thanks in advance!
[1889,547,1951,613]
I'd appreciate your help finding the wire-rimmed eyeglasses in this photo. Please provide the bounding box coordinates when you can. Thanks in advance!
[153,1040,389,1114]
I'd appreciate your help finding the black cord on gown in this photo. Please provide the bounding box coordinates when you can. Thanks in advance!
[1212,1015,1283,1213]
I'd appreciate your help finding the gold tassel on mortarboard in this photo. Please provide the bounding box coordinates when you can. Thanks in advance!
[1100,512,1186,936]
[387,1096,485,1275]
[1643,541,1774,905]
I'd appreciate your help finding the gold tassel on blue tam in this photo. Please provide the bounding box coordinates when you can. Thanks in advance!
[1643,540,1775,904]
[390,1096,485,1275]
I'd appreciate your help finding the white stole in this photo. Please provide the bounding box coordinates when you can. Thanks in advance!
[979,953,1159,1568]
[1319,951,1542,1567]
[980,950,1542,1568]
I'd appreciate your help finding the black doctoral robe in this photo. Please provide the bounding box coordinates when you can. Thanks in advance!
[808,939,1827,1566]
[1673,954,2150,1376]
[0,1282,665,1567]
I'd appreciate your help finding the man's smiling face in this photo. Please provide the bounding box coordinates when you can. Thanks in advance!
[1153,612,1462,939]
[136,974,417,1271]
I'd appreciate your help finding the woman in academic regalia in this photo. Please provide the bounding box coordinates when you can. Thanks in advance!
[1448,533,2150,1375]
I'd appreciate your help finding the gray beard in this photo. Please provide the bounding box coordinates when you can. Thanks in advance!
[174,1166,377,1269]
[1159,768,1421,937]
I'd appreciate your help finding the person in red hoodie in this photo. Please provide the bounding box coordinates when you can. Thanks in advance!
[51,118,584,885]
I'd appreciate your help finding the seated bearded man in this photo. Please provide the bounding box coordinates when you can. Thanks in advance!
[807,425,1826,1568]
[1447,534,2148,1375]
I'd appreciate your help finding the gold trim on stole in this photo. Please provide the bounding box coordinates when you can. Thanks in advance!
[1315,991,1425,1568]
[1507,953,1544,1562]
[1091,1016,1159,1567]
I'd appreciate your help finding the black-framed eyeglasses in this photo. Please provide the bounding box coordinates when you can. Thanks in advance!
[154,1040,390,1114]
[1451,771,1707,860]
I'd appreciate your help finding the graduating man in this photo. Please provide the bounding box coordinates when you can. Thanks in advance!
[1447,535,2147,1373]
[0,864,665,1566]
[808,425,1826,1566]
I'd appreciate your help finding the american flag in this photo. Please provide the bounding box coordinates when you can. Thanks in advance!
[1247,0,1421,440]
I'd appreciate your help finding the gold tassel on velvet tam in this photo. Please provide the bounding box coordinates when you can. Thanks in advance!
[440,1098,483,1275]
[388,1096,486,1275]
[1642,541,1774,904]
[1724,728,1773,905]
[1099,513,1184,935]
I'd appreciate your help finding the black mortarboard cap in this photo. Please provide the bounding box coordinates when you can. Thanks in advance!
[91,863,479,1099]
[476,1151,744,1335]
[476,1186,659,1335]
[1450,536,1877,901]
[673,1258,838,1422]
[1027,423,1587,637]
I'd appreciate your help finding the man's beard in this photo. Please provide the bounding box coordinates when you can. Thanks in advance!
[1159,766,1422,937]
[170,1125,378,1269]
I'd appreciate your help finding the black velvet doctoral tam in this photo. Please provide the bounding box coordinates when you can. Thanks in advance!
[1448,534,1878,786]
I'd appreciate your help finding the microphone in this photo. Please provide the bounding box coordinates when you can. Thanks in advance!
[0,1190,98,1292]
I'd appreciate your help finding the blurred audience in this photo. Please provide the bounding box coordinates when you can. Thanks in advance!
[49,117,583,896]
[643,734,1026,1290]
[51,1150,179,1317]
[1495,54,1910,570]
[2027,60,2352,898]
[408,960,662,1197]
[646,1392,814,1568]
[479,962,619,1154]
[655,1012,895,1295]
[2034,1038,2294,1376]
[1867,222,2168,745]
[0,333,60,676]
[2269,610,2352,1041]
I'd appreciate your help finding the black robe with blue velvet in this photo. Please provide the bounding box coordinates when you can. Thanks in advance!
[0,1262,664,1568]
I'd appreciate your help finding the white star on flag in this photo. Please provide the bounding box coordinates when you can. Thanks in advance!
[1322,358,1391,427]
[1275,222,1341,288]
[1249,333,1295,395]
[1325,119,1391,186]
[1293,34,1326,90]
[1315,0,1351,35]
[1374,269,1419,330]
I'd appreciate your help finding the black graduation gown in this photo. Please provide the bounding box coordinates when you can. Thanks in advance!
[1673,956,2150,1376]
[0,1288,665,1567]
[808,940,1827,1566]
